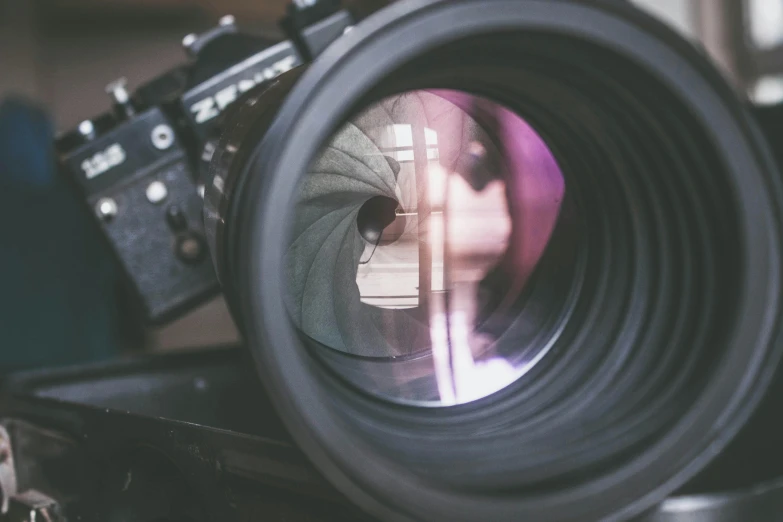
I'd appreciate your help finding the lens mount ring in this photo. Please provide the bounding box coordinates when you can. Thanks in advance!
[234,1,783,520]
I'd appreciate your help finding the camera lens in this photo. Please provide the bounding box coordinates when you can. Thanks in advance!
[287,90,569,405]
[207,1,783,520]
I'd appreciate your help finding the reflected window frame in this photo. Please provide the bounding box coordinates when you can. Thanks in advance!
[736,0,783,101]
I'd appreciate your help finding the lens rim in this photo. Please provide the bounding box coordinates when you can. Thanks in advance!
[235,1,783,520]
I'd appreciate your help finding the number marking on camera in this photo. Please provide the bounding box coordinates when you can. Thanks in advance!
[81,143,127,179]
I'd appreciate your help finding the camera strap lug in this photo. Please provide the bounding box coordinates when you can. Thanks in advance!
[281,0,354,61]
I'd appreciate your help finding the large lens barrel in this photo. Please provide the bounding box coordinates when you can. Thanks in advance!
[204,0,783,520]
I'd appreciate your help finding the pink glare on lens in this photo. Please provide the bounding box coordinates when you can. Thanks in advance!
[499,107,565,287]
[426,90,566,403]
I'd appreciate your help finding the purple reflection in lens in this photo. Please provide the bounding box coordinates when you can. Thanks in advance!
[499,104,566,294]
[426,91,565,404]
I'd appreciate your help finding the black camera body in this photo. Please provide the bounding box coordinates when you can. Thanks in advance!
[54,14,321,322]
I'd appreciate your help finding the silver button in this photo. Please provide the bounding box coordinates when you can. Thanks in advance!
[151,124,175,150]
[146,181,168,204]
[219,14,236,26]
[78,120,95,138]
[105,77,130,106]
[96,198,118,221]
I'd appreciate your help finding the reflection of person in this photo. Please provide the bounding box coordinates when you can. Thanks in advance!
[449,93,566,287]
[0,98,123,372]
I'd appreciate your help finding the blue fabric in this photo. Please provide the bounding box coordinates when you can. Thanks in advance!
[0,98,122,372]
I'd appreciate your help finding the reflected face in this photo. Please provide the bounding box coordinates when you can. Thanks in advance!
[286,90,565,405]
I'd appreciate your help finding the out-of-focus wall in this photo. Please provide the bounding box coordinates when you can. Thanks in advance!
[633,0,745,88]
[0,2,40,99]
[48,31,185,131]
[0,0,289,128]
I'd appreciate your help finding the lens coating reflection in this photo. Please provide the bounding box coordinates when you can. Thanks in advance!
[286,90,566,405]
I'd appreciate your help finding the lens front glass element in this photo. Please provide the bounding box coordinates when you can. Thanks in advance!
[285,90,568,405]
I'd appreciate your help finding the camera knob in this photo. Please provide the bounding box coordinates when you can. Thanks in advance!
[105,77,135,119]
[182,33,198,49]
[182,15,238,57]
[78,120,96,140]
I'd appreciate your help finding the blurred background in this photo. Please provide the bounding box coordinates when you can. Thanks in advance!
[0,0,781,360]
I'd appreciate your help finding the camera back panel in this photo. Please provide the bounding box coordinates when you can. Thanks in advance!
[60,107,215,323]
[54,20,304,323]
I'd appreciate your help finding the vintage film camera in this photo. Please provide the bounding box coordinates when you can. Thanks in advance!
[4,0,783,520]
[53,2,351,323]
